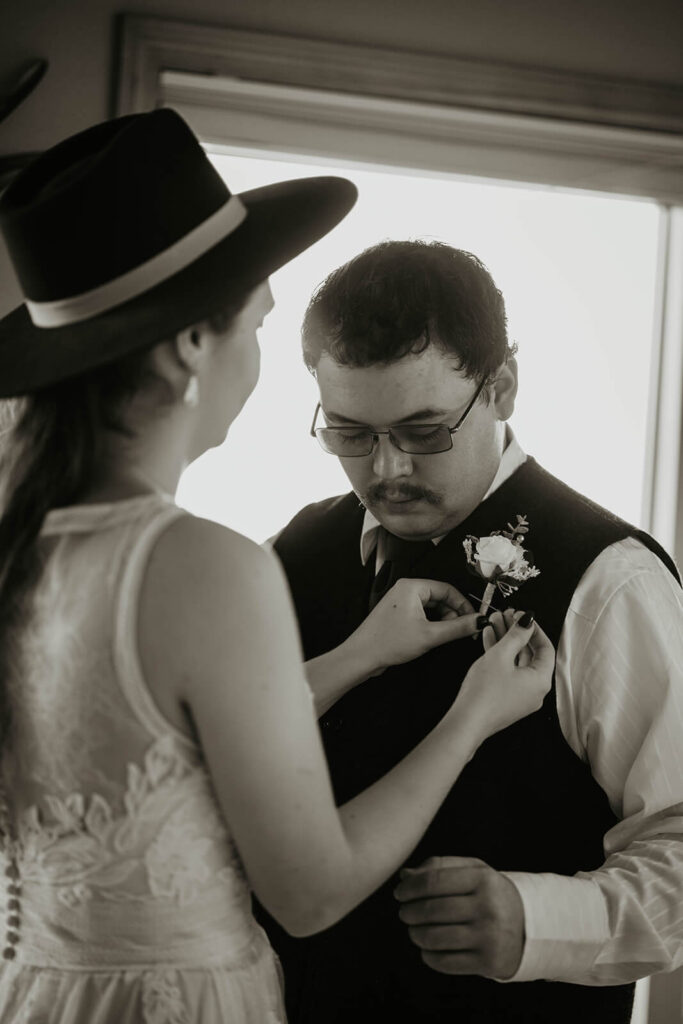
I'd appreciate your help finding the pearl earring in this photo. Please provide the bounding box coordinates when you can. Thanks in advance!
[183,375,200,408]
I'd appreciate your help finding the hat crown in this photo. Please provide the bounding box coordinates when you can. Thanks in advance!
[0,109,231,302]
[0,108,357,398]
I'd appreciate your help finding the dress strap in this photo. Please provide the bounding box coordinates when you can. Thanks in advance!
[112,502,194,746]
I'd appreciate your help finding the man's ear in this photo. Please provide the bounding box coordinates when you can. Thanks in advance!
[491,356,518,422]
[174,323,206,373]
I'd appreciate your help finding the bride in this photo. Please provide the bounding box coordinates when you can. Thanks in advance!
[0,107,553,1022]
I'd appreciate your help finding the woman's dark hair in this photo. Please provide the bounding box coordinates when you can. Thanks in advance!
[0,280,249,756]
[302,240,516,387]
[0,346,165,754]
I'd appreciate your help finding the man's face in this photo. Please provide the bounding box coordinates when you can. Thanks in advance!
[316,345,517,540]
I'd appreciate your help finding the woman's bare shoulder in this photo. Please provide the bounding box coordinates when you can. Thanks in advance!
[136,512,293,729]
[150,511,276,592]
[139,513,283,668]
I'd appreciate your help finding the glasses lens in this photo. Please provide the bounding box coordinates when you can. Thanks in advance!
[315,428,373,456]
[392,425,453,454]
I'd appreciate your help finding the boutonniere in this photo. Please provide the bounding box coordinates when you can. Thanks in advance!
[463,514,540,615]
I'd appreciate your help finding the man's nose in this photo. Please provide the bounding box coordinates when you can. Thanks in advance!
[371,433,413,479]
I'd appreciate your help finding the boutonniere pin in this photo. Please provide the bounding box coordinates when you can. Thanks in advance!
[463,515,540,615]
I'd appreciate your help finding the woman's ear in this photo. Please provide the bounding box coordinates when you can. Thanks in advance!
[175,323,206,372]
[492,356,518,422]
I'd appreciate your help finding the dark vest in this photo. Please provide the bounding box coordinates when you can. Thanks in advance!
[259,457,679,1024]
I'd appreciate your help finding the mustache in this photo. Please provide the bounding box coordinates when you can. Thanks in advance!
[364,482,441,506]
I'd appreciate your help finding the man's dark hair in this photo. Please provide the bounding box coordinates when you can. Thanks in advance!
[302,240,515,385]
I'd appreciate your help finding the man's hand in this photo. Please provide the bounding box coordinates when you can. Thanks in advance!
[394,856,525,979]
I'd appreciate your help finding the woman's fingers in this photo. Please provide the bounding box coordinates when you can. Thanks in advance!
[390,582,553,675]
[481,609,553,673]
[481,623,496,652]
[525,620,555,672]
[427,613,489,646]
[488,610,507,641]
[515,644,533,668]
[505,608,532,666]
[418,580,476,617]
[481,607,513,650]
[492,614,538,660]
[503,608,518,628]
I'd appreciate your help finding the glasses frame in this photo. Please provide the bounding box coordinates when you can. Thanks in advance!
[310,377,488,457]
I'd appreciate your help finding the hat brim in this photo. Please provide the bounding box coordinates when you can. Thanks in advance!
[0,175,356,397]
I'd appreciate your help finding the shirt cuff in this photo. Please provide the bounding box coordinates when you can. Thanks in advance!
[496,872,610,982]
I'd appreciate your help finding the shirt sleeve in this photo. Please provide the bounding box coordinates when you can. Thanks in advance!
[500,538,683,985]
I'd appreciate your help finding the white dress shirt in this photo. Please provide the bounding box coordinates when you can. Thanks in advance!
[361,437,683,985]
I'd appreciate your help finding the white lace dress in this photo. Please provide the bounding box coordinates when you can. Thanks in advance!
[0,496,287,1024]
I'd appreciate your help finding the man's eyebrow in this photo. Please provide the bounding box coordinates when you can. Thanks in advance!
[323,407,450,425]
[395,408,451,423]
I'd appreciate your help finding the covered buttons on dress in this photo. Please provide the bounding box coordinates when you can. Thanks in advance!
[0,788,20,959]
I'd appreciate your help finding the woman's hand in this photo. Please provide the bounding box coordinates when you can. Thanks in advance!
[349,578,486,678]
[454,609,555,743]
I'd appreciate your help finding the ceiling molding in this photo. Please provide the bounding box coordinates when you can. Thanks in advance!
[116,14,683,203]
[116,13,683,134]
[159,70,683,203]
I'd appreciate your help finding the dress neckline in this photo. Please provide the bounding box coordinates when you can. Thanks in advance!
[41,492,175,535]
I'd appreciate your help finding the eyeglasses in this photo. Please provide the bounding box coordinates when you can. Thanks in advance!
[310,378,487,457]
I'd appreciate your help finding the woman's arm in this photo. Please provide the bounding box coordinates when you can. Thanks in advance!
[306,580,482,716]
[139,515,552,937]
[305,640,376,717]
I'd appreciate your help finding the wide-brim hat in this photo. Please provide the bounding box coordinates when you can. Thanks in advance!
[0,108,357,397]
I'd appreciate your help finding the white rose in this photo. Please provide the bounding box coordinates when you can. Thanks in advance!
[474,535,525,578]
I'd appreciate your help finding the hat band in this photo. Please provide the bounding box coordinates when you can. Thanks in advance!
[25,195,248,328]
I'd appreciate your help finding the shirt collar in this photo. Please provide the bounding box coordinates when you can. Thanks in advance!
[359,428,527,565]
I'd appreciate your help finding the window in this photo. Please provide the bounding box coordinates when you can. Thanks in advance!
[176,148,662,544]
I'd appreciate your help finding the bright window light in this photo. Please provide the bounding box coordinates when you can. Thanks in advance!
[177,151,661,543]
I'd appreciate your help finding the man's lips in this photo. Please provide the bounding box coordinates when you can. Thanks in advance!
[371,489,425,505]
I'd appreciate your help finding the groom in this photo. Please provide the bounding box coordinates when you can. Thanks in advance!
[258,241,683,1023]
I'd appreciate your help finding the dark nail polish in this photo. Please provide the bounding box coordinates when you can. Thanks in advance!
[476,616,488,630]
[519,611,535,628]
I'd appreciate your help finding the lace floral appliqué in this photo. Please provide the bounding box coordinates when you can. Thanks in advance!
[142,968,190,1024]
[13,734,240,907]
